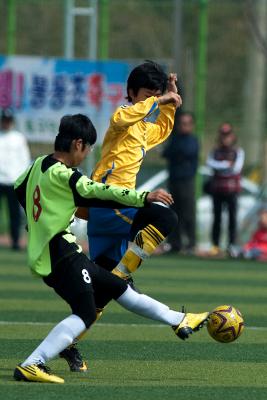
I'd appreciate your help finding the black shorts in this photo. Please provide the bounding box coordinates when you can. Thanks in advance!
[43,251,127,316]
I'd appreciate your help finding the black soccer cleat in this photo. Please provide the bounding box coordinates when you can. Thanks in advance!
[59,344,88,372]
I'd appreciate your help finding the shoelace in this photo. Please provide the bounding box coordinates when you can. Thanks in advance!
[37,363,51,374]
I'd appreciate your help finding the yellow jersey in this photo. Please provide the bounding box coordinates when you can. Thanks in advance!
[92,96,175,189]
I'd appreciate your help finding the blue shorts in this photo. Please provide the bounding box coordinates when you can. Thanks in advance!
[87,207,138,262]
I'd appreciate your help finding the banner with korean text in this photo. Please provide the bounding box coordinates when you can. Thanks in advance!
[0,56,132,143]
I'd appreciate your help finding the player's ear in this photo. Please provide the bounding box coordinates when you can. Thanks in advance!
[128,88,135,101]
[73,139,83,151]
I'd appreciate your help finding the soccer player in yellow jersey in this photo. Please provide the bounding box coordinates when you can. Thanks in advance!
[58,64,208,375]
[86,61,182,281]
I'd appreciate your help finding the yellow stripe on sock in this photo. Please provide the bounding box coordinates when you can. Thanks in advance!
[144,224,165,245]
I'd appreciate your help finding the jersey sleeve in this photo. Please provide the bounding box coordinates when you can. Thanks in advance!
[14,164,33,211]
[110,97,159,129]
[146,103,176,150]
[69,170,149,208]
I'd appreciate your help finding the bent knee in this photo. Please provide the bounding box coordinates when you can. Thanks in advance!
[78,308,97,329]
[71,292,97,329]
[160,207,178,234]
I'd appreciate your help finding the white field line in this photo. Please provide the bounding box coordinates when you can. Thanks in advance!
[0,321,266,331]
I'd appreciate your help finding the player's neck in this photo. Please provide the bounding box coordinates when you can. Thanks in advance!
[52,151,75,167]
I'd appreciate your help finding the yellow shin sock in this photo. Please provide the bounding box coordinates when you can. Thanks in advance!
[112,224,165,278]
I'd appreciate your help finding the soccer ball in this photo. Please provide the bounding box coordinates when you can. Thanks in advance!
[207,305,244,343]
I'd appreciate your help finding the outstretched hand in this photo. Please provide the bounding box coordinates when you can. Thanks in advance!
[168,73,178,93]
[146,188,174,206]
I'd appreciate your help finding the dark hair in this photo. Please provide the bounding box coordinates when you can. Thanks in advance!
[126,60,168,102]
[1,108,14,122]
[54,114,97,152]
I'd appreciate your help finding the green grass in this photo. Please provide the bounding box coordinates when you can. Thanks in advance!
[1,248,267,399]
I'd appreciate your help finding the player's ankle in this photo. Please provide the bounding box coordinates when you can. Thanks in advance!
[112,268,129,280]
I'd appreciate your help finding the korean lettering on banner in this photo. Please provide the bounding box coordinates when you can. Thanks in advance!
[88,73,104,108]
[0,69,24,109]
[0,58,127,142]
[30,75,49,109]
[50,74,67,110]
[87,74,124,108]
[27,72,124,110]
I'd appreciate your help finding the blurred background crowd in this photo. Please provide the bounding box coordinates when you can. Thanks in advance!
[1,0,267,261]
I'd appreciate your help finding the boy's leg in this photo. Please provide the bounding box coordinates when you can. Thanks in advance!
[92,266,209,340]
[168,181,184,251]
[87,207,134,269]
[113,204,177,279]
[227,194,237,246]
[6,185,21,249]
[182,179,196,250]
[60,256,209,374]
[212,194,223,247]
[20,314,87,368]
[88,205,177,279]
[14,253,97,383]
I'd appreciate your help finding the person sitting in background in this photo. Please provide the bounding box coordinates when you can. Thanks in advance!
[230,209,267,261]
[0,109,31,250]
[162,111,199,254]
[206,123,245,256]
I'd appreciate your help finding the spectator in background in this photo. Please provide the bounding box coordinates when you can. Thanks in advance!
[230,208,267,261]
[0,109,31,250]
[163,111,199,254]
[207,123,244,256]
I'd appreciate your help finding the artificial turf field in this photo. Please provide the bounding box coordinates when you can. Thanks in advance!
[0,248,267,400]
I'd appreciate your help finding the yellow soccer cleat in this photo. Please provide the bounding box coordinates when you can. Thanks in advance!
[173,312,209,340]
[14,363,64,383]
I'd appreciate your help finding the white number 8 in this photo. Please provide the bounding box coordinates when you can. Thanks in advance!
[82,269,91,284]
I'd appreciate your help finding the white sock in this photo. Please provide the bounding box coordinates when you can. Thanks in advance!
[21,314,86,366]
[116,286,184,326]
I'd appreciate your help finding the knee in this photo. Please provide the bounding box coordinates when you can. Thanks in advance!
[94,255,117,271]
[71,293,97,329]
[77,307,97,329]
[161,207,178,234]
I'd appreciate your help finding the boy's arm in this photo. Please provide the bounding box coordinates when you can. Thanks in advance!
[111,97,160,128]
[69,171,173,209]
[146,83,182,150]
[146,103,176,150]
